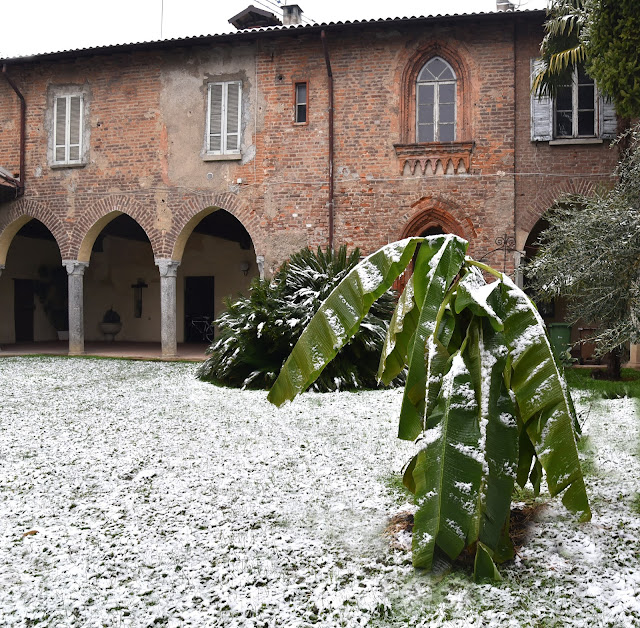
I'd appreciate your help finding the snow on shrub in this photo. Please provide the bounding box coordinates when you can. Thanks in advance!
[197,246,401,391]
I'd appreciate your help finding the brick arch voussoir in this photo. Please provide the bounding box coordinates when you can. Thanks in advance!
[71,195,158,259]
[524,180,599,237]
[0,197,70,261]
[168,193,264,262]
[401,196,472,241]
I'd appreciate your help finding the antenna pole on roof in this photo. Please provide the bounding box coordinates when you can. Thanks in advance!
[160,0,164,39]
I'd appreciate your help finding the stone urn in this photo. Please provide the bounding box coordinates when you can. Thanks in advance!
[100,308,122,341]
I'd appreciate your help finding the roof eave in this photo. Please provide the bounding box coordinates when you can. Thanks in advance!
[0,9,546,64]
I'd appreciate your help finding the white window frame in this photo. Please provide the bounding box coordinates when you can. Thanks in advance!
[206,81,242,156]
[553,66,597,139]
[416,57,457,143]
[53,94,84,166]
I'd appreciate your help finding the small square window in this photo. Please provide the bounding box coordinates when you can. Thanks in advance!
[294,82,308,124]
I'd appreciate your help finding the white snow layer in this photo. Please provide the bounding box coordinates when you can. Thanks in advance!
[1,357,639,627]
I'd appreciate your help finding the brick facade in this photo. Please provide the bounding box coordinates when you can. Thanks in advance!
[0,10,620,349]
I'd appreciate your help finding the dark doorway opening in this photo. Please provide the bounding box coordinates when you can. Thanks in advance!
[14,279,35,342]
[185,276,215,342]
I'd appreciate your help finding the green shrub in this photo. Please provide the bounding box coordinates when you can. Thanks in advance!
[197,246,400,391]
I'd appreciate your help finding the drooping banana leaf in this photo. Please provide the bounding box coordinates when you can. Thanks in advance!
[268,238,422,407]
[454,267,504,332]
[474,542,502,582]
[377,272,420,385]
[464,317,518,567]
[411,351,482,570]
[499,276,591,521]
[397,235,468,441]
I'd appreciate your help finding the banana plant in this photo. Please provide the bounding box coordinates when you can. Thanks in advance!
[268,235,590,581]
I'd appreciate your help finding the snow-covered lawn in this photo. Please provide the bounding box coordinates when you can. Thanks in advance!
[1,357,639,627]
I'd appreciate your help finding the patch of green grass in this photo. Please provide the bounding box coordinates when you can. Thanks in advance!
[382,473,411,505]
[512,484,539,503]
[565,367,640,399]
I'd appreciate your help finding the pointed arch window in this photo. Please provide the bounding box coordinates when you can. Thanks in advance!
[416,57,457,143]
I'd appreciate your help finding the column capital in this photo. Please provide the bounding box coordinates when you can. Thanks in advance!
[63,260,90,276]
[155,259,180,278]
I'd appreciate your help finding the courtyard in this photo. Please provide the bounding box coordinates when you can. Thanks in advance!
[1,357,640,626]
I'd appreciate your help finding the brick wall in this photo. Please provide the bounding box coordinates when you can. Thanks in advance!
[0,11,619,278]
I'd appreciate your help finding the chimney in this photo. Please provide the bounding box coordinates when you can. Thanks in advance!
[496,0,515,11]
[283,4,303,25]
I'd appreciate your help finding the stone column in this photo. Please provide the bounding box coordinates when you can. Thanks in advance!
[156,259,180,358]
[513,250,525,288]
[0,265,3,352]
[256,255,265,280]
[628,344,640,369]
[63,260,89,356]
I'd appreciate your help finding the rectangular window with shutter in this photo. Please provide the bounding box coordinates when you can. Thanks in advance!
[53,94,84,165]
[206,81,242,155]
[530,59,617,142]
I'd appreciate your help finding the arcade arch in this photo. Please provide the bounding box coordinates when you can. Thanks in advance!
[82,213,159,343]
[0,218,65,344]
[175,207,259,343]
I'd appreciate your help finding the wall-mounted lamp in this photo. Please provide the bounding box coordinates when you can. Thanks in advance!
[239,261,251,276]
[131,278,148,318]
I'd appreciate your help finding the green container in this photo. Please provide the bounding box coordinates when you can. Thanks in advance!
[548,323,572,356]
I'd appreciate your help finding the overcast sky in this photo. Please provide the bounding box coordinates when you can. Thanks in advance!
[1,0,547,59]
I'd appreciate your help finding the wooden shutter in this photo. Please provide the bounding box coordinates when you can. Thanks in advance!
[69,96,82,162]
[530,58,552,141]
[225,81,241,153]
[54,97,67,162]
[600,96,617,139]
[208,83,223,153]
[53,95,83,163]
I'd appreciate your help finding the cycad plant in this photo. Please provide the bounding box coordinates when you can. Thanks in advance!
[197,245,398,391]
[268,235,590,581]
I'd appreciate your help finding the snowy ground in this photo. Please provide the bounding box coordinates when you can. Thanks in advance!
[0,357,639,627]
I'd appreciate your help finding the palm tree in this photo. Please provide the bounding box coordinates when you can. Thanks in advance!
[532,0,588,99]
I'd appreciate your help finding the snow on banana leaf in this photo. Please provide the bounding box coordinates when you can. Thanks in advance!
[499,276,590,521]
[267,238,421,407]
[393,236,468,442]
[267,236,589,581]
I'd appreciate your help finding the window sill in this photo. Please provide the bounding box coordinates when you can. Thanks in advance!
[202,153,242,162]
[548,138,604,146]
[394,141,474,175]
[50,162,87,169]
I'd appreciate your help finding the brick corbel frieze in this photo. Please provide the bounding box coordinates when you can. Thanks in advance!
[394,141,474,175]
